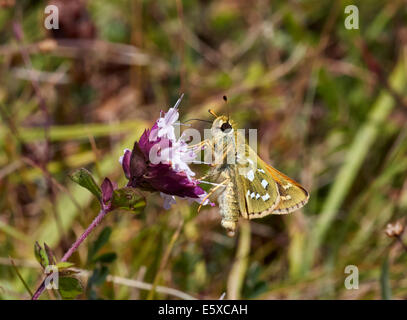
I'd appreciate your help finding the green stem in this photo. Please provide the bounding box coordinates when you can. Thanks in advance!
[227,220,251,299]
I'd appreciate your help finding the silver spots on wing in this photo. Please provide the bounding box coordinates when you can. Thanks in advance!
[282,183,292,190]
[261,179,268,189]
[246,190,270,202]
[246,169,254,181]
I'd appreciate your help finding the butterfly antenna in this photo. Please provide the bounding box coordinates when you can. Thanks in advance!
[208,109,218,118]
[184,118,213,124]
[223,95,230,122]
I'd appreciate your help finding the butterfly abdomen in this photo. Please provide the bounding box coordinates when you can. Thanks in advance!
[218,180,240,237]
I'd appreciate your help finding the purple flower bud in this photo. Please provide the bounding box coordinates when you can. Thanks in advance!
[101,177,114,205]
[119,149,132,179]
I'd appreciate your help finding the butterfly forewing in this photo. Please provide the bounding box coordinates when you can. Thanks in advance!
[264,162,309,214]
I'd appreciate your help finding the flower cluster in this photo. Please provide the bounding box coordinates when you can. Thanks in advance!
[120,95,213,209]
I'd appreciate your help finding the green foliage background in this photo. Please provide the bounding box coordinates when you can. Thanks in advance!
[1,0,407,299]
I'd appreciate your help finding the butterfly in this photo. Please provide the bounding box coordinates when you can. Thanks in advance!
[193,110,309,237]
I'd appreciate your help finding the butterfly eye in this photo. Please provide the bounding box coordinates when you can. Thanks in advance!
[220,122,232,132]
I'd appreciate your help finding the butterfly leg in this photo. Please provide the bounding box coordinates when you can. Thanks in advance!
[188,139,216,166]
[188,139,211,153]
[197,179,229,212]
[196,170,217,181]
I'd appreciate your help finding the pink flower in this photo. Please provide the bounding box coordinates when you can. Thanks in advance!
[119,95,213,209]
[159,139,196,180]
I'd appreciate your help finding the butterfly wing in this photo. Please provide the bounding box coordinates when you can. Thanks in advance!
[235,153,309,219]
[262,160,309,214]
[234,153,280,219]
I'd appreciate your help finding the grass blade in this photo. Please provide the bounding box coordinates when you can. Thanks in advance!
[380,255,392,300]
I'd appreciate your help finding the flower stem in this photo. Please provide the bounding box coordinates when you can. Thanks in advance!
[31,207,110,300]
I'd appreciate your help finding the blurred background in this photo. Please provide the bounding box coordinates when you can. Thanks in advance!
[1,0,407,300]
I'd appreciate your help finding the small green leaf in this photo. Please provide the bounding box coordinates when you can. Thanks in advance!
[69,168,102,202]
[89,266,109,286]
[44,243,56,266]
[88,227,112,262]
[34,242,49,269]
[58,277,83,300]
[56,262,75,270]
[111,187,146,213]
[92,252,117,264]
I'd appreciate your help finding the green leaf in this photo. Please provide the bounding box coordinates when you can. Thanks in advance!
[44,243,56,266]
[88,227,112,262]
[92,252,117,264]
[58,277,83,300]
[380,255,392,300]
[111,187,146,213]
[69,168,102,202]
[56,262,75,270]
[34,242,49,269]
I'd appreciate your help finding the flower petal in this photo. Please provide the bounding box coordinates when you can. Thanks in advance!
[119,149,132,179]
[101,177,114,205]
[164,107,179,126]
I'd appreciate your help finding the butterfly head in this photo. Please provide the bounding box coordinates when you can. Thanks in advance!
[211,115,236,137]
